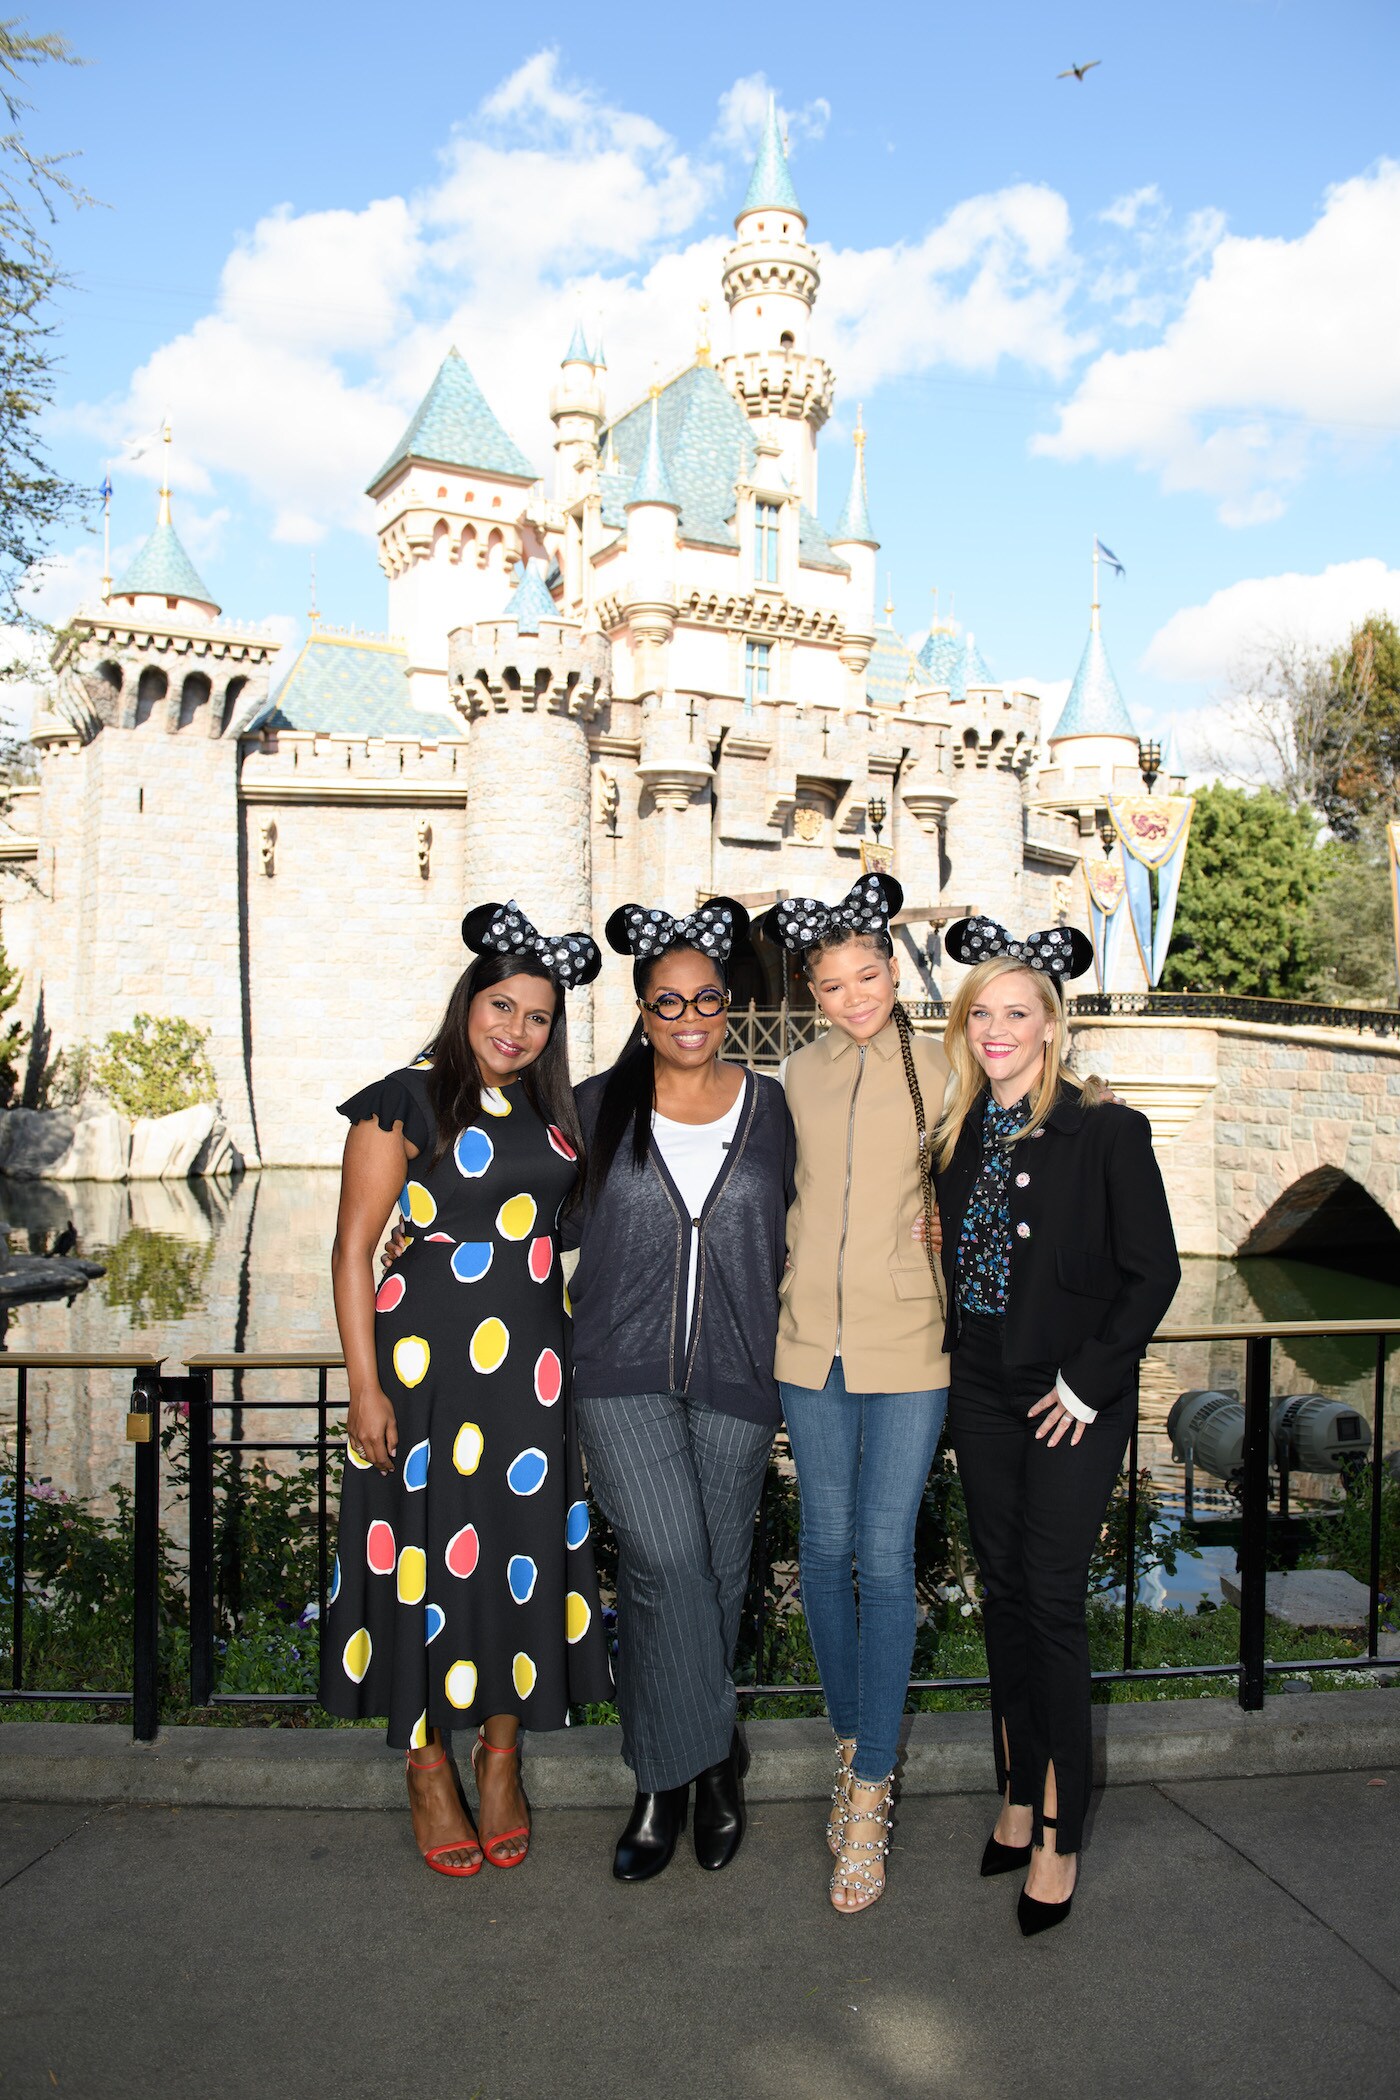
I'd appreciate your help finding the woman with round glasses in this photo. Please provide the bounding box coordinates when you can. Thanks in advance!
[565,899,795,1882]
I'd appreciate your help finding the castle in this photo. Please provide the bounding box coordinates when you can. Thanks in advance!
[0,104,1178,1168]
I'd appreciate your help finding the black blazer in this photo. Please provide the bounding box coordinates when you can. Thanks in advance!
[934,1090,1180,1410]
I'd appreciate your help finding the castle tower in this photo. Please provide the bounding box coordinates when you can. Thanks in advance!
[369,348,542,716]
[620,392,681,700]
[1034,590,1142,836]
[937,633,1038,934]
[717,95,834,507]
[449,560,610,1066]
[30,464,277,1162]
[827,413,878,697]
[549,325,606,614]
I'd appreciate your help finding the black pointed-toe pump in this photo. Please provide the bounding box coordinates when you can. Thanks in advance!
[1016,1818,1076,1936]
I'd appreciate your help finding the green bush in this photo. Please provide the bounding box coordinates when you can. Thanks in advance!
[92,1013,216,1119]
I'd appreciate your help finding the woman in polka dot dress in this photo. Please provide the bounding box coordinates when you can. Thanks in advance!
[321,902,613,1877]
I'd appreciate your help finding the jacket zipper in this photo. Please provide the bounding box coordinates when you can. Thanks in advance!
[833,1043,866,1353]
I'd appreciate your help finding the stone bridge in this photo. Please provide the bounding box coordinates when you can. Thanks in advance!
[1065,999,1400,1261]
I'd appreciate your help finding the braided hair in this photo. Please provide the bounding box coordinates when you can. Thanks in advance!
[801,928,946,1315]
[893,998,945,1313]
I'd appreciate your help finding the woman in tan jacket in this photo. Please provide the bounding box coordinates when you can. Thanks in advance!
[762,874,948,1915]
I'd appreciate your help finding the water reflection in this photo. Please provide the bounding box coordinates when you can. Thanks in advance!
[2,1173,1397,1581]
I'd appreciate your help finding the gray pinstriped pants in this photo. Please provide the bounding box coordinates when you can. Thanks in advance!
[575,1390,774,1792]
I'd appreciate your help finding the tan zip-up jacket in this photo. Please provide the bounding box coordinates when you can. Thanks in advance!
[777,1019,952,1395]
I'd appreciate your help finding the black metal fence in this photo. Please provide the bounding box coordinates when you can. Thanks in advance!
[2,1321,1394,1738]
[730,993,1400,1067]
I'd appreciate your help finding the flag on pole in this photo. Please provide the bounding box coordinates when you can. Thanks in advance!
[1095,538,1125,578]
[100,473,112,502]
[121,423,165,463]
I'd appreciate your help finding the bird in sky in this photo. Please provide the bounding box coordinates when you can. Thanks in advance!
[1057,60,1102,81]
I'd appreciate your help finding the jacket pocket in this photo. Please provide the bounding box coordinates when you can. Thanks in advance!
[1055,1247,1122,1300]
[891,1262,940,1301]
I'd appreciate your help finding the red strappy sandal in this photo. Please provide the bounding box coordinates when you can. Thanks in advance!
[406,1748,483,1877]
[472,1729,531,1869]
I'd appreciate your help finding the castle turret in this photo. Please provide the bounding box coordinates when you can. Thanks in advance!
[449,560,610,1065]
[1034,594,1142,837]
[31,474,277,1163]
[718,95,833,507]
[549,323,606,502]
[621,392,680,698]
[827,415,877,696]
[370,347,542,716]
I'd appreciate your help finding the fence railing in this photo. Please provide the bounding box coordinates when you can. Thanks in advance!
[2,1322,1393,1739]
[729,994,1400,1066]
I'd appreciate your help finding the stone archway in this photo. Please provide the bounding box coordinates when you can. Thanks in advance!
[1238,1164,1400,1281]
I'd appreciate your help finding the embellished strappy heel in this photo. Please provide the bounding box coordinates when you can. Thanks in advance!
[405,1748,482,1878]
[472,1729,531,1869]
[830,1770,894,1914]
[827,1736,856,1857]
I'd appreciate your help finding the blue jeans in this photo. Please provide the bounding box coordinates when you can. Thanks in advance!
[780,1361,948,1781]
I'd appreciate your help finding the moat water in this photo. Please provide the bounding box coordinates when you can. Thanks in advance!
[2,1169,1396,1611]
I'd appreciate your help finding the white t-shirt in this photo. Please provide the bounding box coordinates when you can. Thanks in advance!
[652,1089,745,1345]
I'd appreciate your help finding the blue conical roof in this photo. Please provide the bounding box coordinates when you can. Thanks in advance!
[368,347,536,491]
[113,514,217,609]
[499,558,559,635]
[1160,724,1185,779]
[741,95,802,216]
[625,396,680,510]
[832,436,875,545]
[564,320,591,365]
[1050,624,1137,741]
[916,627,995,699]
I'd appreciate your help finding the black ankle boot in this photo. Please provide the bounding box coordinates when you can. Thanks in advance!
[692,1731,749,1872]
[612,1784,689,1882]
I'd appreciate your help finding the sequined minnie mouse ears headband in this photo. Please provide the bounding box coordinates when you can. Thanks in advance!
[759,871,904,953]
[462,900,602,988]
[604,896,750,963]
[943,915,1093,986]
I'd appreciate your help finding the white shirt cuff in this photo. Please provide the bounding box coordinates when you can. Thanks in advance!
[1056,1372,1098,1424]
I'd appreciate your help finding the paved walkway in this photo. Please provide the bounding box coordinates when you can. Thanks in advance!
[2,1771,1397,2100]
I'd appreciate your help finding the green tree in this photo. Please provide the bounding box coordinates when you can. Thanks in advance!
[1322,615,1400,839]
[0,20,92,629]
[0,917,24,1099]
[1161,784,1321,997]
[93,1014,216,1119]
[1303,829,1397,1008]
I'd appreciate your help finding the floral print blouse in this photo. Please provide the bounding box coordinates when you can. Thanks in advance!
[954,1092,1032,1317]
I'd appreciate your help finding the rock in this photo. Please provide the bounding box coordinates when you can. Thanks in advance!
[0,1107,76,1180]
[1219,1568,1373,1631]
[127,1103,227,1180]
[0,1252,104,1304]
[191,1112,241,1179]
[1378,1629,1400,1659]
[47,1107,130,1183]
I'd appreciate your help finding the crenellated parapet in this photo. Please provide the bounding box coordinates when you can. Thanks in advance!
[717,347,834,431]
[447,615,611,724]
[40,605,279,747]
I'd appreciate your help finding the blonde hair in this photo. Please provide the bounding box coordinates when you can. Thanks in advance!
[933,956,1104,1170]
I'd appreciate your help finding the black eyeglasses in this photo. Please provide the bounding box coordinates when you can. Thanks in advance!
[638,989,730,1021]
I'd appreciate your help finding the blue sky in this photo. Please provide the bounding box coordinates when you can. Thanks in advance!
[19,0,1400,752]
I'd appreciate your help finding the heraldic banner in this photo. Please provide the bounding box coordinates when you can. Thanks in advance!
[1082,853,1129,992]
[1108,795,1195,987]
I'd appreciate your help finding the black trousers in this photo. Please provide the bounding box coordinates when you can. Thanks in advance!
[949,1313,1132,1853]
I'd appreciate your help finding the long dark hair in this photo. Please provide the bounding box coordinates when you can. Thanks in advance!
[424,953,584,1168]
[802,926,943,1304]
[582,943,729,1207]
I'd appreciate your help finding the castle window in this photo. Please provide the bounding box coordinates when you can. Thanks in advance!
[744,639,771,708]
[779,331,795,349]
[754,501,780,584]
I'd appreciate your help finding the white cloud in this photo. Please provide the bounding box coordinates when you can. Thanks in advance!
[820,185,1090,394]
[1036,161,1400,522]
[1144,558,1400,685]
[712,72,830,156]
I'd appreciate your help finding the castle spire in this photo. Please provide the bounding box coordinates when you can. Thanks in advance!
[831,411,877,547]
[1051,603,1137,743]
[741,92,802,219]
[624,391,679,511]
[111,437,220,618]
[563,318,591,366]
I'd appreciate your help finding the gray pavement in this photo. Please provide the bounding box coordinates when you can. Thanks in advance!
[1,1774,1397,2100]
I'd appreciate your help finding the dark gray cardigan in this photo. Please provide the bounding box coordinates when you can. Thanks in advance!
[563,1067,796,1425]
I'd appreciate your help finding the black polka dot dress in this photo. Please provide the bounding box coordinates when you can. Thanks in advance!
[320,1062,613,1748]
